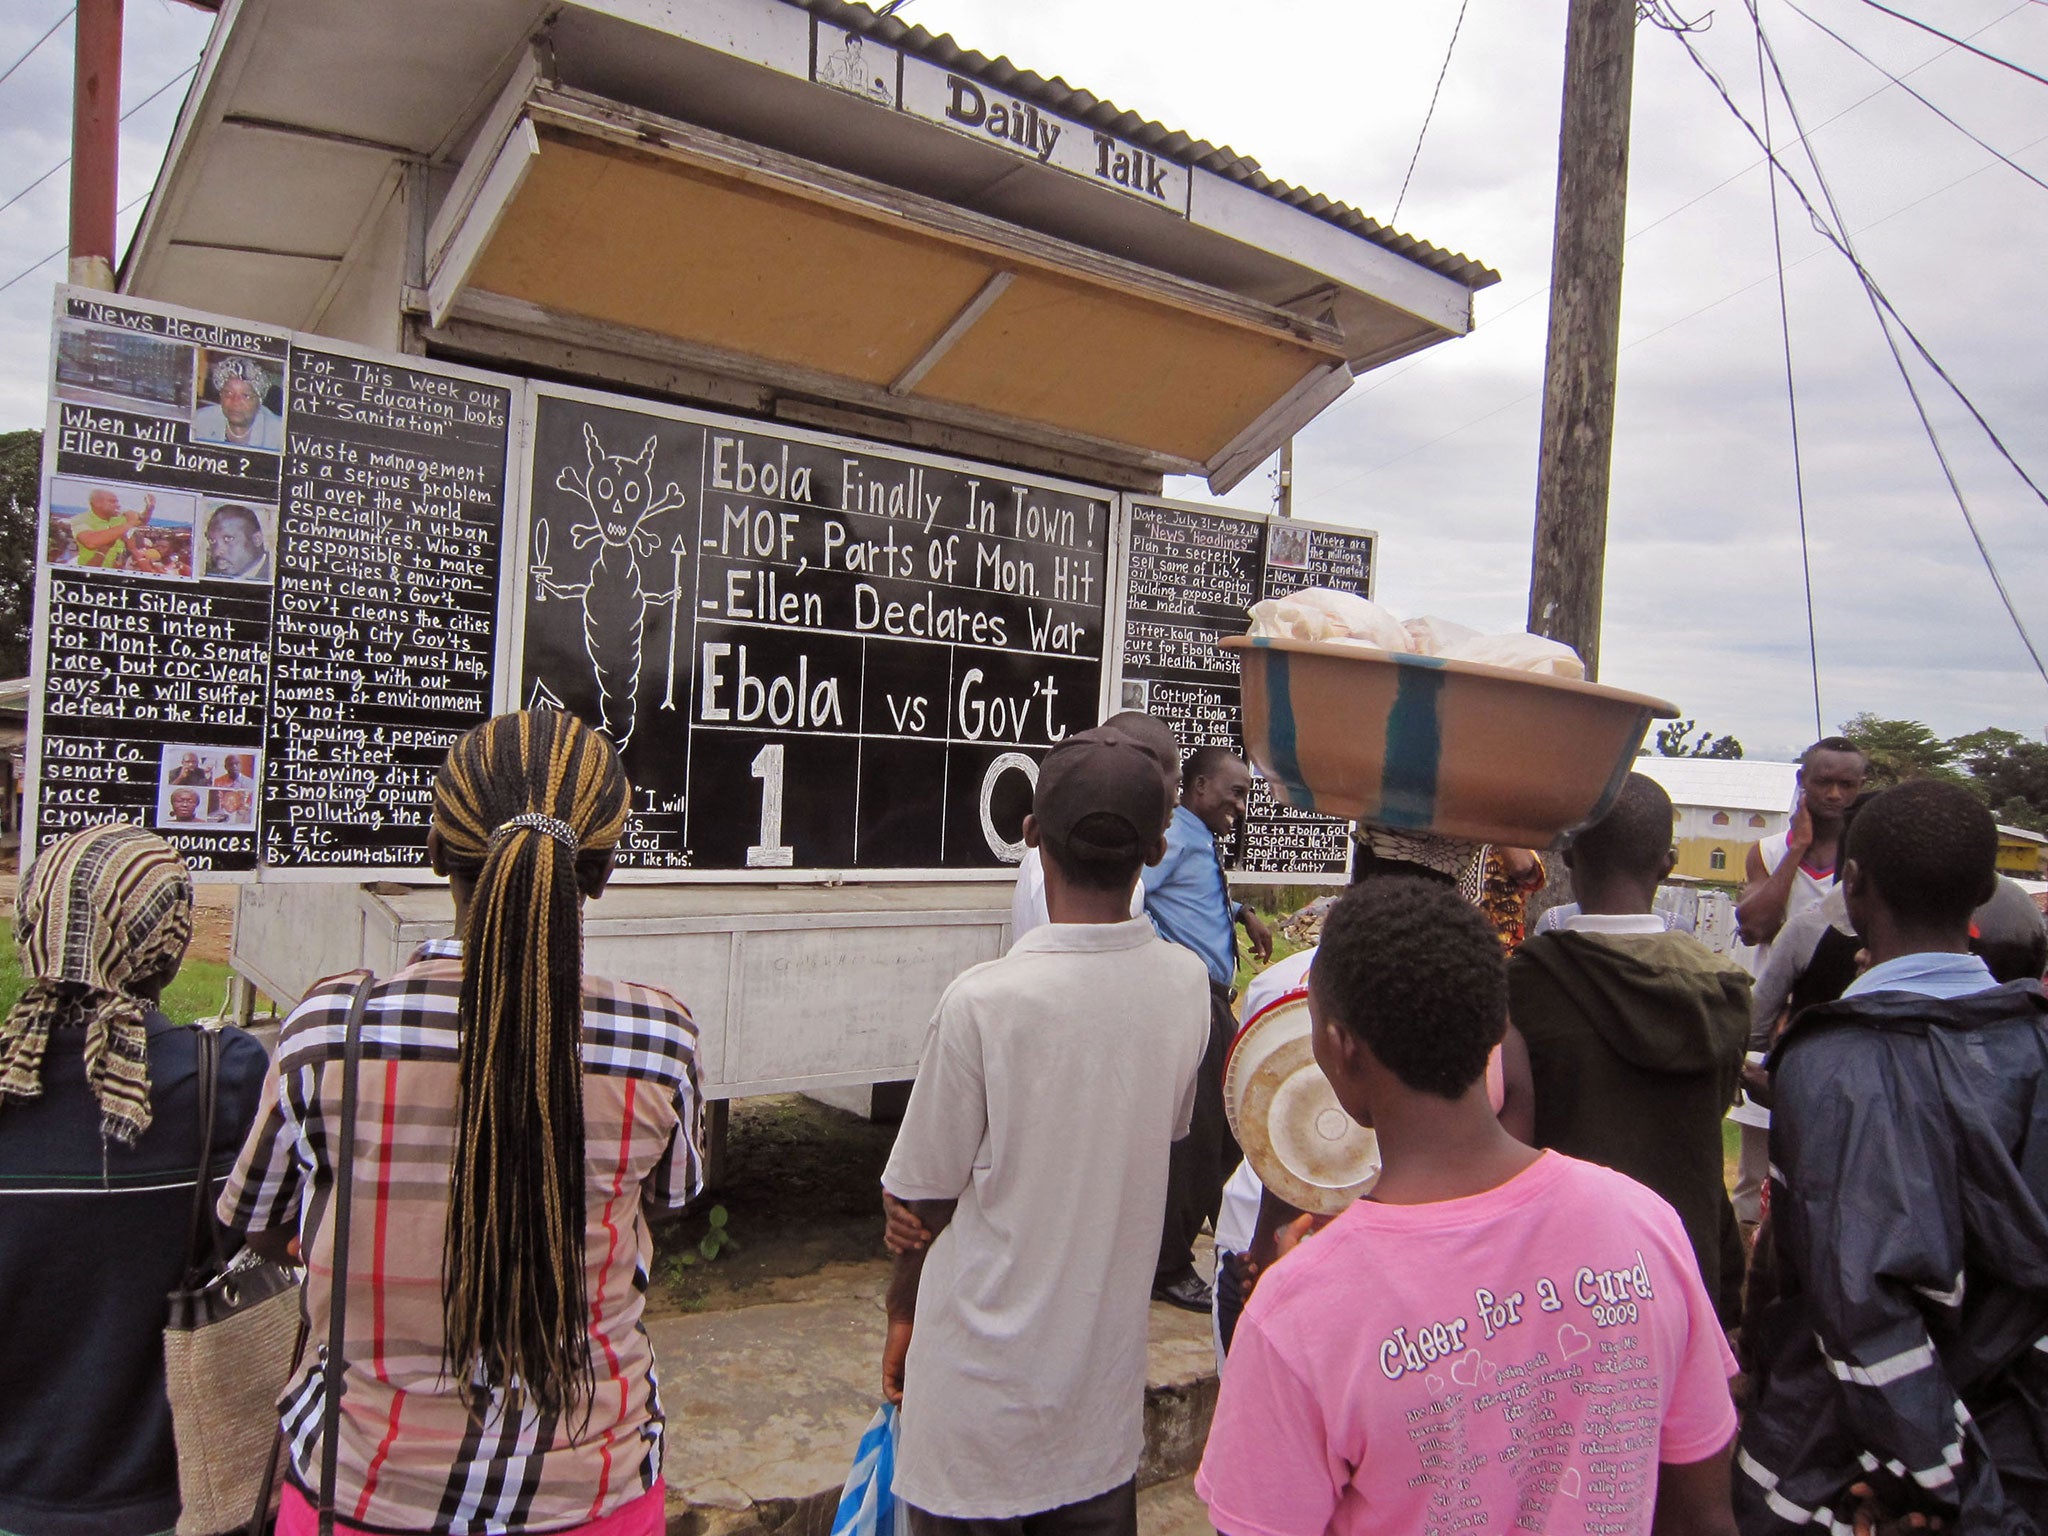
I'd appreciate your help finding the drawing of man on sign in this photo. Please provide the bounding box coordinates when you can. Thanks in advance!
[531,422,689,750]
[817,30,892,103]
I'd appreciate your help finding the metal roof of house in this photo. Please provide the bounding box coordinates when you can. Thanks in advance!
[1634,757,1800,815]
[793,0,1499,292]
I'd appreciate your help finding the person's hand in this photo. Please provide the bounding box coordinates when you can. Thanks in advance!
[1243,908,1274,964]
[1846,1482,1942,1534]
[1741,1060,1771,1097]
[882,1192,932,1256]
[1270,1212,1331,1264]
[882,1316,913,1405]
[1787,789,1814,855]
[141,493,155,519]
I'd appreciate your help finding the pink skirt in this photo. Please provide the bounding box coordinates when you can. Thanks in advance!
[276,1479,666,1535]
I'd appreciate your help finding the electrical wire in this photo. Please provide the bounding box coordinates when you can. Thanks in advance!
[1690,14,2048,682]
[1850,0,2048,88]
[0,187,149,298]
[0,8,73,96]
[1749,0,1824,740]
[0,62,196,224]
[1784,0,2048,195]
[1390,0,1473,225]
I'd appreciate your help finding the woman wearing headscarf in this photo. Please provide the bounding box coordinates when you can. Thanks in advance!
[0,822,268,1536]
[221,709,704,1536]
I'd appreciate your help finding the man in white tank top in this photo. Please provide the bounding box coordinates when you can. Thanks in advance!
[1727,737,1868,1223]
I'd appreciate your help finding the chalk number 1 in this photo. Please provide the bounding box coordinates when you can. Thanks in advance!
[746,744,795,868]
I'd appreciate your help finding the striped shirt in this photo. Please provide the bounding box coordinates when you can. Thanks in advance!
[219,940,704,1534]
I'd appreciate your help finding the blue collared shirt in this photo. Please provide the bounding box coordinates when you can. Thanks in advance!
[1842,950,1997,1001]
[1143,804,1236,988]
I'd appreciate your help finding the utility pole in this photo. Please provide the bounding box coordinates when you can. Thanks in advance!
[1276,438,1294,519]
[1527,0,1636,681]
[69,0,123,291]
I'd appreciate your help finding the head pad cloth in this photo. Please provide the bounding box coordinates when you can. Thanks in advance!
[0,823,194,1143]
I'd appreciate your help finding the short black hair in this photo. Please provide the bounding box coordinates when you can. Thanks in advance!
[1309,877,1507,1099]
[1802,736,1868,772]
[207,501,263,538]
[1182,744,1239,790]
[1569,772,1672,881]
[1040,813,1147,893]
[1845,780,1998,931]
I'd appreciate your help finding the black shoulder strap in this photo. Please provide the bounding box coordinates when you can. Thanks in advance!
[179,1024,224,1289]
[318,973,374,1536]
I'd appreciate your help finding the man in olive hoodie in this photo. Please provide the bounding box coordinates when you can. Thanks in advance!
[1508,773,1753,1324]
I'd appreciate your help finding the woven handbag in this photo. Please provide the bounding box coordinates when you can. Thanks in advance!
[163,1024,305,1536]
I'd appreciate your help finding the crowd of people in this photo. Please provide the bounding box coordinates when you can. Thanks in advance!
[0,708,2043,1536]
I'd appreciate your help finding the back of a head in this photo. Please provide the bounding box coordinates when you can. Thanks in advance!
[431,708,630,1415]
[1845,779,1998,935]
[1311,877,1507,1098]
[1034,728,1166,894]
[1567,773,1672,885]
[1,822,193,1144]
[1972,875,2048,985]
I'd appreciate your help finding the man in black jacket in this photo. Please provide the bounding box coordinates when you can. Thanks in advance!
[1508,772,1752,1325]
[1738,780,2048,1535]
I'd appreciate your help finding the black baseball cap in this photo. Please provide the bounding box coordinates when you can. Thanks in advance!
[1033,728,1172,857]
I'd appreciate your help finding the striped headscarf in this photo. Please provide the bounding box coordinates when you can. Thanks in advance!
[0,823,194,1144]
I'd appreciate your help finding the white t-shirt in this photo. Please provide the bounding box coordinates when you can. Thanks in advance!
[1732,833,1838,1128]
[883,918,1211,1517]
[1008,846,1147,948]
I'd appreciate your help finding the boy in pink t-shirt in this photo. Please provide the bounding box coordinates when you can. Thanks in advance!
[1197,878,1739,1536]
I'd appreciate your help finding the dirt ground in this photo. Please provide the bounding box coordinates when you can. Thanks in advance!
[649,1093,900,1317]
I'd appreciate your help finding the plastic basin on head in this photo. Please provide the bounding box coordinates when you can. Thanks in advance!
[1223,990,1379,1216]
[1222,635,1679,849]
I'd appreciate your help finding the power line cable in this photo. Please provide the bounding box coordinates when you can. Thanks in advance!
[1784,0,2048,195]
[0,8,74,96]
[1695,13,2048,682]
[0,186,149,298]
[1749,0,1824,739]
[1850,0,2048,88]
[1390,0,1473,224]
[0,62,196,224]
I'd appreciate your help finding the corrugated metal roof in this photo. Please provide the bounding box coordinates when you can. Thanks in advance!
[792,0,1501,292]
[1634,757,1800,815]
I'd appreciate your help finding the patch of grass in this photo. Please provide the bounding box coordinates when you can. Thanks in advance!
[0,947,242,1025]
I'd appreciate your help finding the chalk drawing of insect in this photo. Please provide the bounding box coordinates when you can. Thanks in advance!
[531,422,690,750]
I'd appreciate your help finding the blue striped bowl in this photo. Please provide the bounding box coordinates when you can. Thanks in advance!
[1223,636,1678,849]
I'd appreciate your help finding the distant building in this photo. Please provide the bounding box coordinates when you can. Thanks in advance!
[1632,758,1799,886]
[1997,824,2047,879]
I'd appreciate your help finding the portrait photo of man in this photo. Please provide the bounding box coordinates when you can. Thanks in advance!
[203,502,272,584]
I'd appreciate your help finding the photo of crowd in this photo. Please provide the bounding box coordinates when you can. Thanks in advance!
[156,747,259,830]
[44,478,196,578]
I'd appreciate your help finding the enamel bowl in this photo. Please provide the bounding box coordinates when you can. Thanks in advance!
[1223,990,1380,1216]
[1223,635,1678,848]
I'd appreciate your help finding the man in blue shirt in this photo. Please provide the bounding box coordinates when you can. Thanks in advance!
[1739,780,2048,1533]
[1143,744,1273,1311]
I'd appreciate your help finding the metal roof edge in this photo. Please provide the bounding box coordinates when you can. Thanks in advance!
[788,0,1500,292]
[118,0,250,292]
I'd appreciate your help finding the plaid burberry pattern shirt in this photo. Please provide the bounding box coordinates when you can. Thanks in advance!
[220,939,704,1534]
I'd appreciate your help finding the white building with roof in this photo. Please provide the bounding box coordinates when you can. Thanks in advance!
[1633,757,1799,882]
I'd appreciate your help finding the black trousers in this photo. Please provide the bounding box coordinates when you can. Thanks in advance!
[906,1479,1138,1536]
[1156,980,1240,1286]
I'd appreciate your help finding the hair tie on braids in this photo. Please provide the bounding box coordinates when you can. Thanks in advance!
[490,812,579,852]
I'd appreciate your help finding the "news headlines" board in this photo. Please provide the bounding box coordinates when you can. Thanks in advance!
[29,288,1379,883]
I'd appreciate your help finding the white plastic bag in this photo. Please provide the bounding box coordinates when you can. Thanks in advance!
[1440,631,1586,680]
[1246,588,1412,651]
[1402,615,1482,657]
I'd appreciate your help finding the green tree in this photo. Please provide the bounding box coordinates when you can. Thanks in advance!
[1652,719,1744,759]
[1950,726,2048,830]
[1839,713,1959,789]
[0,430,39,679]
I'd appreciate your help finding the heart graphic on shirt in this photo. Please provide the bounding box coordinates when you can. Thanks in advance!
[1558,1467,1583,1500]
[1482,1360,1499,1384]
[1557,1323,1592,1359]
[1450,1350,1483,1387]
[1425,1374,1447,1397]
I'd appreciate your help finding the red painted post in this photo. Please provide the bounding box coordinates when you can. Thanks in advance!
[69,0,124,290]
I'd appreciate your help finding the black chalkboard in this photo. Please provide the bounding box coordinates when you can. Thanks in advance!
[258,346,512,869]
[1116,498,1376,881]
[33,295,291,872]
[518,387,1112,872]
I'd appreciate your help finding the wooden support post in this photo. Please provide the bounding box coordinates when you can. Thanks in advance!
[1528,0,1637,681]
[68,0,123,291]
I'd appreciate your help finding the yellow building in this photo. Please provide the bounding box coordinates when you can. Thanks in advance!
[1998,824,2047,879]
[1632,758,1799,887]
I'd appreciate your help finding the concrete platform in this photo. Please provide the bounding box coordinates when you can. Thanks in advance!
[653,1259,1218,1536]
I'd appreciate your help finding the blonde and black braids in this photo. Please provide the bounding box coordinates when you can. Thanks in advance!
[432,709,629,1416]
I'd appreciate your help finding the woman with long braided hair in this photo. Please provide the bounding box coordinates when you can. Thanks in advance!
[222,710,703,1535]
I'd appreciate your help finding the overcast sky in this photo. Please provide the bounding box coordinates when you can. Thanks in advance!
[0,0,2042,760]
